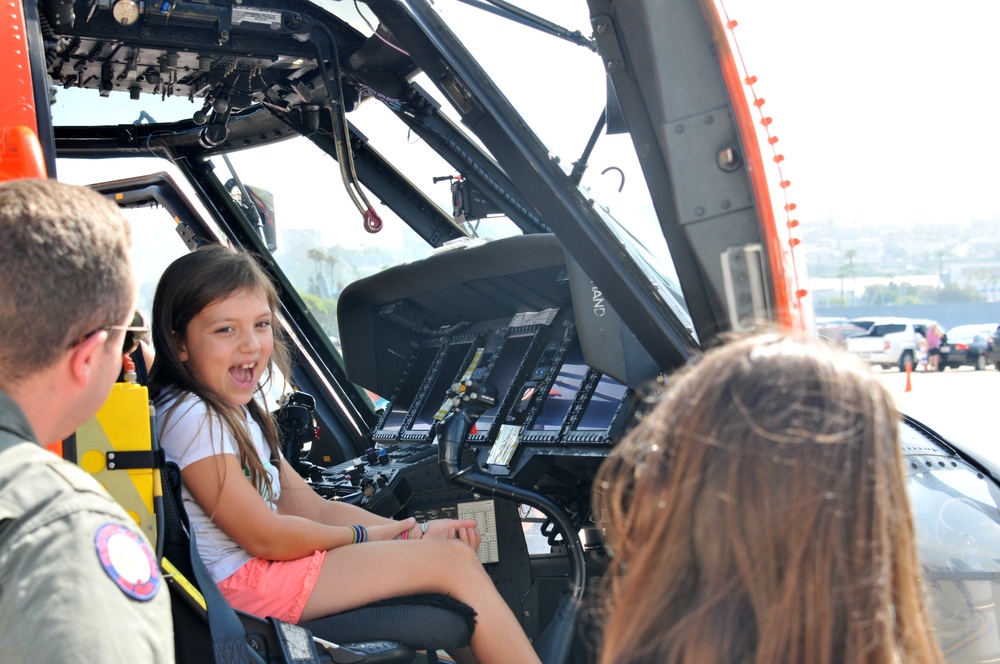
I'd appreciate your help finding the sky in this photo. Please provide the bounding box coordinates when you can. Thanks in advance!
[719,0,1000,228]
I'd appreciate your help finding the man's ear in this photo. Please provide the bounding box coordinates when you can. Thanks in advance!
[68,330,110,387]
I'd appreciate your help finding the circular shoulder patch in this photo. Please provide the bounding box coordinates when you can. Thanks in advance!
[94,523,161,601]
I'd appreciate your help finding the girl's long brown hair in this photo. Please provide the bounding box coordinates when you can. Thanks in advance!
[592,332,942,664]
[149,245,292,500]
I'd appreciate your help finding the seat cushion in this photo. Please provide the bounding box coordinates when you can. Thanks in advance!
[300,593,476,651]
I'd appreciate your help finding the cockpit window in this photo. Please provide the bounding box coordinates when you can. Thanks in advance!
[428,1,602,171]
[346,97,522,242]
[906,453,1000,660]
[51,86,200,127]
[425,0,685,315]
[205,130,440,343]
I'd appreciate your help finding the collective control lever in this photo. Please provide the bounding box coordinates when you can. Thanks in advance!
[437,380,498,481]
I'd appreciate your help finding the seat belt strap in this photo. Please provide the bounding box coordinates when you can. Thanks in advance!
[188,527,262,664]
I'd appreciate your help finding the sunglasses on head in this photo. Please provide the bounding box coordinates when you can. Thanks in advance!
[72,310,149,355]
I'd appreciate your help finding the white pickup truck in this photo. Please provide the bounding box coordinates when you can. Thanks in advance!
[845,317,936,371]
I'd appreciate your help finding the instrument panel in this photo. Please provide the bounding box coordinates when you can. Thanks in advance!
[372,315,636,454]
[323,233,655,498]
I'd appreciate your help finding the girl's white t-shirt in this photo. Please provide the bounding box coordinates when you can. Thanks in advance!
[156,393,281,583]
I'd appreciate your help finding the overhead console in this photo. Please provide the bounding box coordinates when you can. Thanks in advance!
[336,234,658,489]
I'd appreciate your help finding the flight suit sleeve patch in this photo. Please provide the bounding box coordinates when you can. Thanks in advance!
[94,523,161,601]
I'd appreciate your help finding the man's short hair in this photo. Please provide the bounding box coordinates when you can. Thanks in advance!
[0,179,134,382]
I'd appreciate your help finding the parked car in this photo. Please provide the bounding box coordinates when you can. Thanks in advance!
[987,325,1000,370]
[938,323,1000,370]
[816,317,868,349]
[846,317,936,371]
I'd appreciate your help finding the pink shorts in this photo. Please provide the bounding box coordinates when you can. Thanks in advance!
[217,550,326,623]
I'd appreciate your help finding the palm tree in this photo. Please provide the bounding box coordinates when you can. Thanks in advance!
[844,249,856,306]
[323,253,337,293]
[307,247,329,297]
[307,247,324,275]
[836,263,848,304]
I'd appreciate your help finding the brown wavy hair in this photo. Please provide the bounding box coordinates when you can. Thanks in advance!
[592,332,942,664]
[149,245,291,500]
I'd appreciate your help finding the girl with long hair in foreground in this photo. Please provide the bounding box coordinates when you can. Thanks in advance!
[592,332,942,664]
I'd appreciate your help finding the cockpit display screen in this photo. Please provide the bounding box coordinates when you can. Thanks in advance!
[408,340,473,432]
[473,333,535,436]
[528,340,587,432]
[378,344,440,436]
[574,374,628,431]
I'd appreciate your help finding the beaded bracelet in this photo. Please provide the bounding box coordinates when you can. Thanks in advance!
[351,524,368,544]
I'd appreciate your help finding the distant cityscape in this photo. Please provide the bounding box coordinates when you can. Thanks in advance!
[802,216,1000,307]
[272,215,1000,332]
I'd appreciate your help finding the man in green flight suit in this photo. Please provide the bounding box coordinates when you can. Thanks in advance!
[0,178,173,661]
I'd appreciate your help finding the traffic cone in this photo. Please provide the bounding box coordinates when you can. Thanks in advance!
[904,361,912,393]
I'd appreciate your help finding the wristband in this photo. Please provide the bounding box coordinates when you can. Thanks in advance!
[351,525,368,544]
[420,521,429,539]
[402,529,409,540]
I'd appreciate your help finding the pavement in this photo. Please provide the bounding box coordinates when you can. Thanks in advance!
[875,364,996,466]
